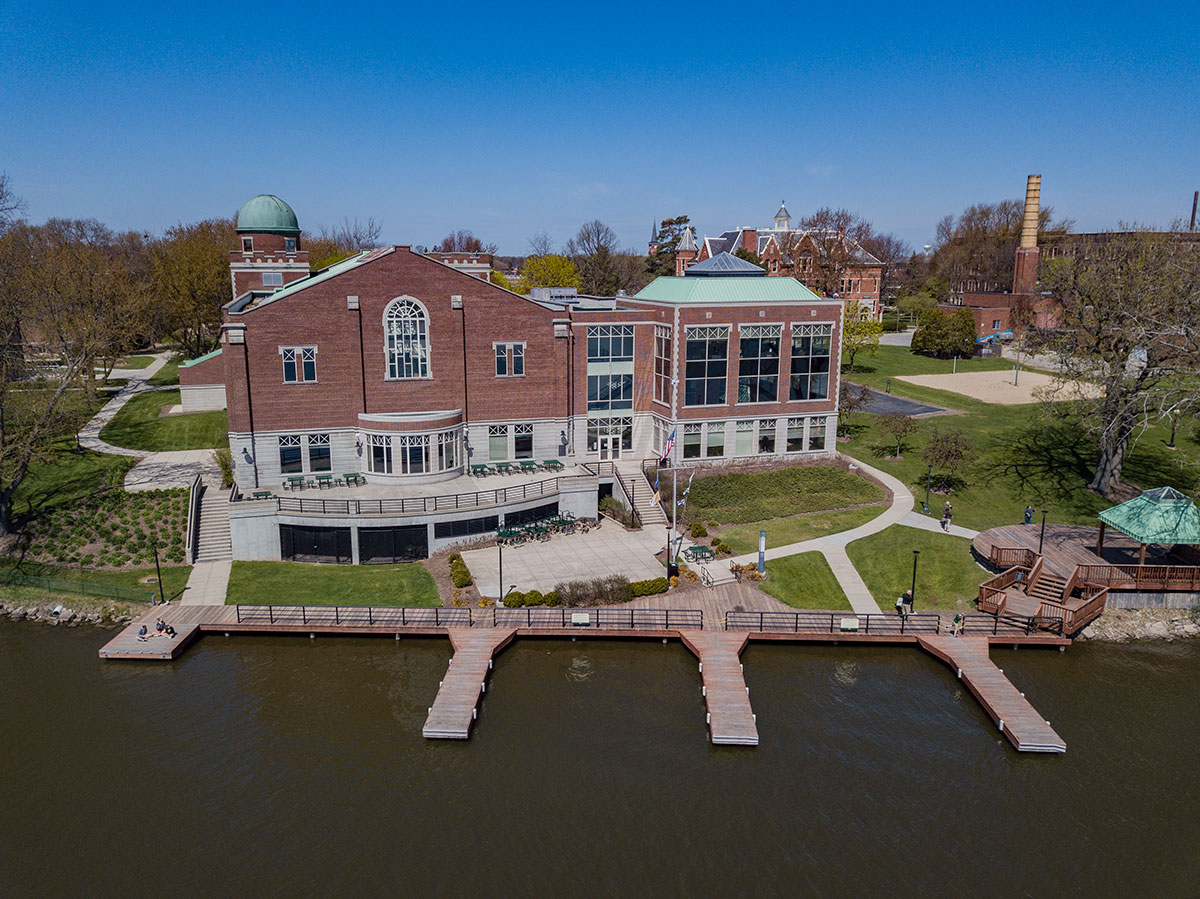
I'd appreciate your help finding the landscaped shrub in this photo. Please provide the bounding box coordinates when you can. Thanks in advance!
[503,591,524,607]
[552,574,633,607]
[689,522,708,538]
[711,537,721,546]
[449,556,473,588]
[599,495,635,528]
[716,542,732,555]
[543,590,560,607]
[631,577,669,596]
[523,589,545,607]
[214,447,234,489]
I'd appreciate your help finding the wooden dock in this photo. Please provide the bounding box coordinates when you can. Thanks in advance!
[422,628,516,739]
[917,635,1066,752]
[681,631,759,746]
[97,621,201,660]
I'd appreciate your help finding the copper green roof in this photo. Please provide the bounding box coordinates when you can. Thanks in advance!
[1098,487,1200,545]
[634,274,823,304]
[236,194,300,235]
[179,348,222,368]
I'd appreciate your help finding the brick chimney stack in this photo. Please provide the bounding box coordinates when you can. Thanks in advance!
[1012,175,1041,295]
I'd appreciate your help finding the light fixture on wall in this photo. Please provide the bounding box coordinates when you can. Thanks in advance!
[241,448,254,464]
[355,437,363,455]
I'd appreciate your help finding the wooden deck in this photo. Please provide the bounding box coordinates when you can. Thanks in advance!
[973,523,1200,579]
[917,635,1066,752]
[423,628,516,739]
[681,631,759,746]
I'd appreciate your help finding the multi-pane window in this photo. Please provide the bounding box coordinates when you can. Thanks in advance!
[654,325,672,404]
[810,419,827,452]
[368,434,392,474]
[683,422,703,459]
[285,238,297,253]
[488,425,508,461]
[586,325,634,362]
[585,417,632,453]
[279,435,303,474]
[384,298,430,379]
[437,431,459,471]
[398,435,429,475]
[308,434,331,471]
[735,421,754,456]
[706,422,725,458]
[495,342,525,377]
[587,374,633,412]
[786,418,805,453]
[514,424,533,460]
[789,325,831,400]
[241,237,253,252]
[281,346,316,383]
[758,419,777,454]
[263,272,283,287]
[684,326,729,406]
[737,325,781,403]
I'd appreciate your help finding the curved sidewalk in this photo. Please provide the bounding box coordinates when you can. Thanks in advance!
[77,353,171,458]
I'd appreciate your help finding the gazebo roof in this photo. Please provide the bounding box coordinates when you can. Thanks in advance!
[1098,487,1200,545]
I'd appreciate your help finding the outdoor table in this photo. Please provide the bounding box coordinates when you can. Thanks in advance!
[342,473,363,486]
[314,474,333,488]
[541,459,564,471]
[252,490,273,500]
[495,462,516,475]
[286,475,306,490]
[518,460,541,473]
[470,464,494,477]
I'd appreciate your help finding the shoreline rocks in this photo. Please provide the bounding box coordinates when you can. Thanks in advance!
[0,597,144,629]
[1077,609,1200,642]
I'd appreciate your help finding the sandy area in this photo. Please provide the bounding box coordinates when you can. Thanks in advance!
[895,369,1101,405]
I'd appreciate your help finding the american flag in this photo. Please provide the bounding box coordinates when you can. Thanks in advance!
[659,428,676,464]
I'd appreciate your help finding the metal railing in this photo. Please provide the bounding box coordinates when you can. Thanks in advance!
[699,566,714,588]
[269,474,594,517]
[234,605,473,627]
[185,474,202,564]
[0,571,154,604]
[493,607,702,630]
[726,610,943,634]
[611,468,642,529]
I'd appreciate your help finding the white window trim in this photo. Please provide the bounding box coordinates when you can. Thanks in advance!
[279,346,318,384]
[383,296,433,381]
[494,341,527,378]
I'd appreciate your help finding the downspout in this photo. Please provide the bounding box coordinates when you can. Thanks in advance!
[242,334,259,489]
[459,297,469,423]
[357,303,367,413]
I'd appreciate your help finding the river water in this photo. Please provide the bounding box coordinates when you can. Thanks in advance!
[2,621,1198,897]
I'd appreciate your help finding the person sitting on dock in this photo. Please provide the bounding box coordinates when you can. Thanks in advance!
[155,617,167,637]
[136,624,148,642]
[164,623,177,638]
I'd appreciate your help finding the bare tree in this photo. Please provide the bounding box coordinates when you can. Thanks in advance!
[435,229,497,254]
[1041,227,1200,497]
[320,217,382,250]
[526,230,554,257]
[0,172,27,232]
[878,413,920,460]
[861,231,912,302]
[565,220,618,258]
[778,207,875,298]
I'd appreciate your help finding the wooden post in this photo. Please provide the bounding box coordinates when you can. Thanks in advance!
[1138,542,1147,566]
[1096,521,1106,556]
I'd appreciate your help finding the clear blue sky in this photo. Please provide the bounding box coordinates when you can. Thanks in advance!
[2,0,1197,256]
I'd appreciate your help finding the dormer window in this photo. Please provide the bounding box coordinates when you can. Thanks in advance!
[242,237,253,252]
[285,238,297,253]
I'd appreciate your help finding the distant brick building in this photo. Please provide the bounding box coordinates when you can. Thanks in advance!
[195,196,843,564]
[687,203,885,317]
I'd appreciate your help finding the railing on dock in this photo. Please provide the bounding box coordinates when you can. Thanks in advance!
[989,546,1037,569]
[493,607,702,630]
[234,605,473,627]
[1074,563,1200,592]
[726,610,943,634]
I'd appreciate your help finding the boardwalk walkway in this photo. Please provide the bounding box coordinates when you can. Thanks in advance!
[681,631,758,745]
[423,628,516,739]
[917,635,1066,752]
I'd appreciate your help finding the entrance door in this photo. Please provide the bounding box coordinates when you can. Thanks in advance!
[599,435,621,461]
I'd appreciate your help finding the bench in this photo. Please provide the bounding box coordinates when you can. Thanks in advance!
[314,474,334,488]
[252,490,273,500]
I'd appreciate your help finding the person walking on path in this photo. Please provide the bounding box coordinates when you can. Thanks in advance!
[895,593,907,618]
[1024,505,1034,525]
[951,612,964,637]
[905,589,914,614]
[941,501,953,532]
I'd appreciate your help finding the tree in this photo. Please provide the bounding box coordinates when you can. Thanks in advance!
[488,269,513,289]
[434,229,497,254]
[151,218,236,359]
[861,231,912,302]
[922,425,976,492]
[896,291,937,321]
[526,231,554,258]
[305,216,383,270]
[0,172,27,232]
[645,215,691,278]
[878,413,919,460]
[837,382,872,438]
[515,254,580,294]
[789,207,874,298]
[911,307,975,358]
[733,247,767,270]
[841,300,883,372]
[1041,228,1200,497]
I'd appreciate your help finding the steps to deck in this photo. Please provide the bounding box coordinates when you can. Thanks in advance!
[917,635,1065,753]
[422,628,516,739]
[616,461,667,527]
[681,631,759,746]
[194,482,233,563]
[1029,574,1067,603]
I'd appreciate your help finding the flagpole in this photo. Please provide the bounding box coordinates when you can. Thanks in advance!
[671,382,679,576]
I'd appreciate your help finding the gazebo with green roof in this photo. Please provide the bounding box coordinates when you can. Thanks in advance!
[1096,486,1200,565]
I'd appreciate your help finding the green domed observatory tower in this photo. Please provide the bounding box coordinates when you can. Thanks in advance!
[230,194,310,299]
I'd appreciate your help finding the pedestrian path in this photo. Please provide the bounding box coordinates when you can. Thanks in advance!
[898,510,979,539]
[77,353,171,458]
[182,560,232,606]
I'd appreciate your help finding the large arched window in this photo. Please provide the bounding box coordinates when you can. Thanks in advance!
[384,298,430,379]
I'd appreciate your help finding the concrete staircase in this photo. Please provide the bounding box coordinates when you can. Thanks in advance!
[615,461,667,528]
[699,561,737,587]
[194,481,233,563]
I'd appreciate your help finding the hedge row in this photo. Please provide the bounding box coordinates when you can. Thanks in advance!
[448,552,473,588]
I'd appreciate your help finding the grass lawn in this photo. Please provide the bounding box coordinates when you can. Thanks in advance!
[226,561,440,607]
[148,356,181,386]
[100,389,227,451]
[839,348,1200,532]
[716,504,886,554]
[13,441,135,520]
[669,465,884,525]
[0,559,192,602]
[760,552,850,610]
[114,355,155,370]
[845,526,982,611]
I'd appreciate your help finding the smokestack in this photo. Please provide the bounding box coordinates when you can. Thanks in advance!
[1191,190,1198,231]
[1020,175,1042,248]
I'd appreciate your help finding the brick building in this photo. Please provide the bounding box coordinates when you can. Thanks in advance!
[687,203,885,317]
[191,196,843,563]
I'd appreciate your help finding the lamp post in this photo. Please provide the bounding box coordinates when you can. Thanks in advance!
[152,540,165,605]
[1039,509,1048,554]
[498,539,504,602]
[1168,413,1178,449]
[911,550,920,607]
[923,465,932,515]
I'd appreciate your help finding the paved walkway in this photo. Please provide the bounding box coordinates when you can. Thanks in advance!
[898,510,980,539]
[125,450,220,491]
[181,560,232,605]
[879,328,914,347]
[78,353,171,458]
